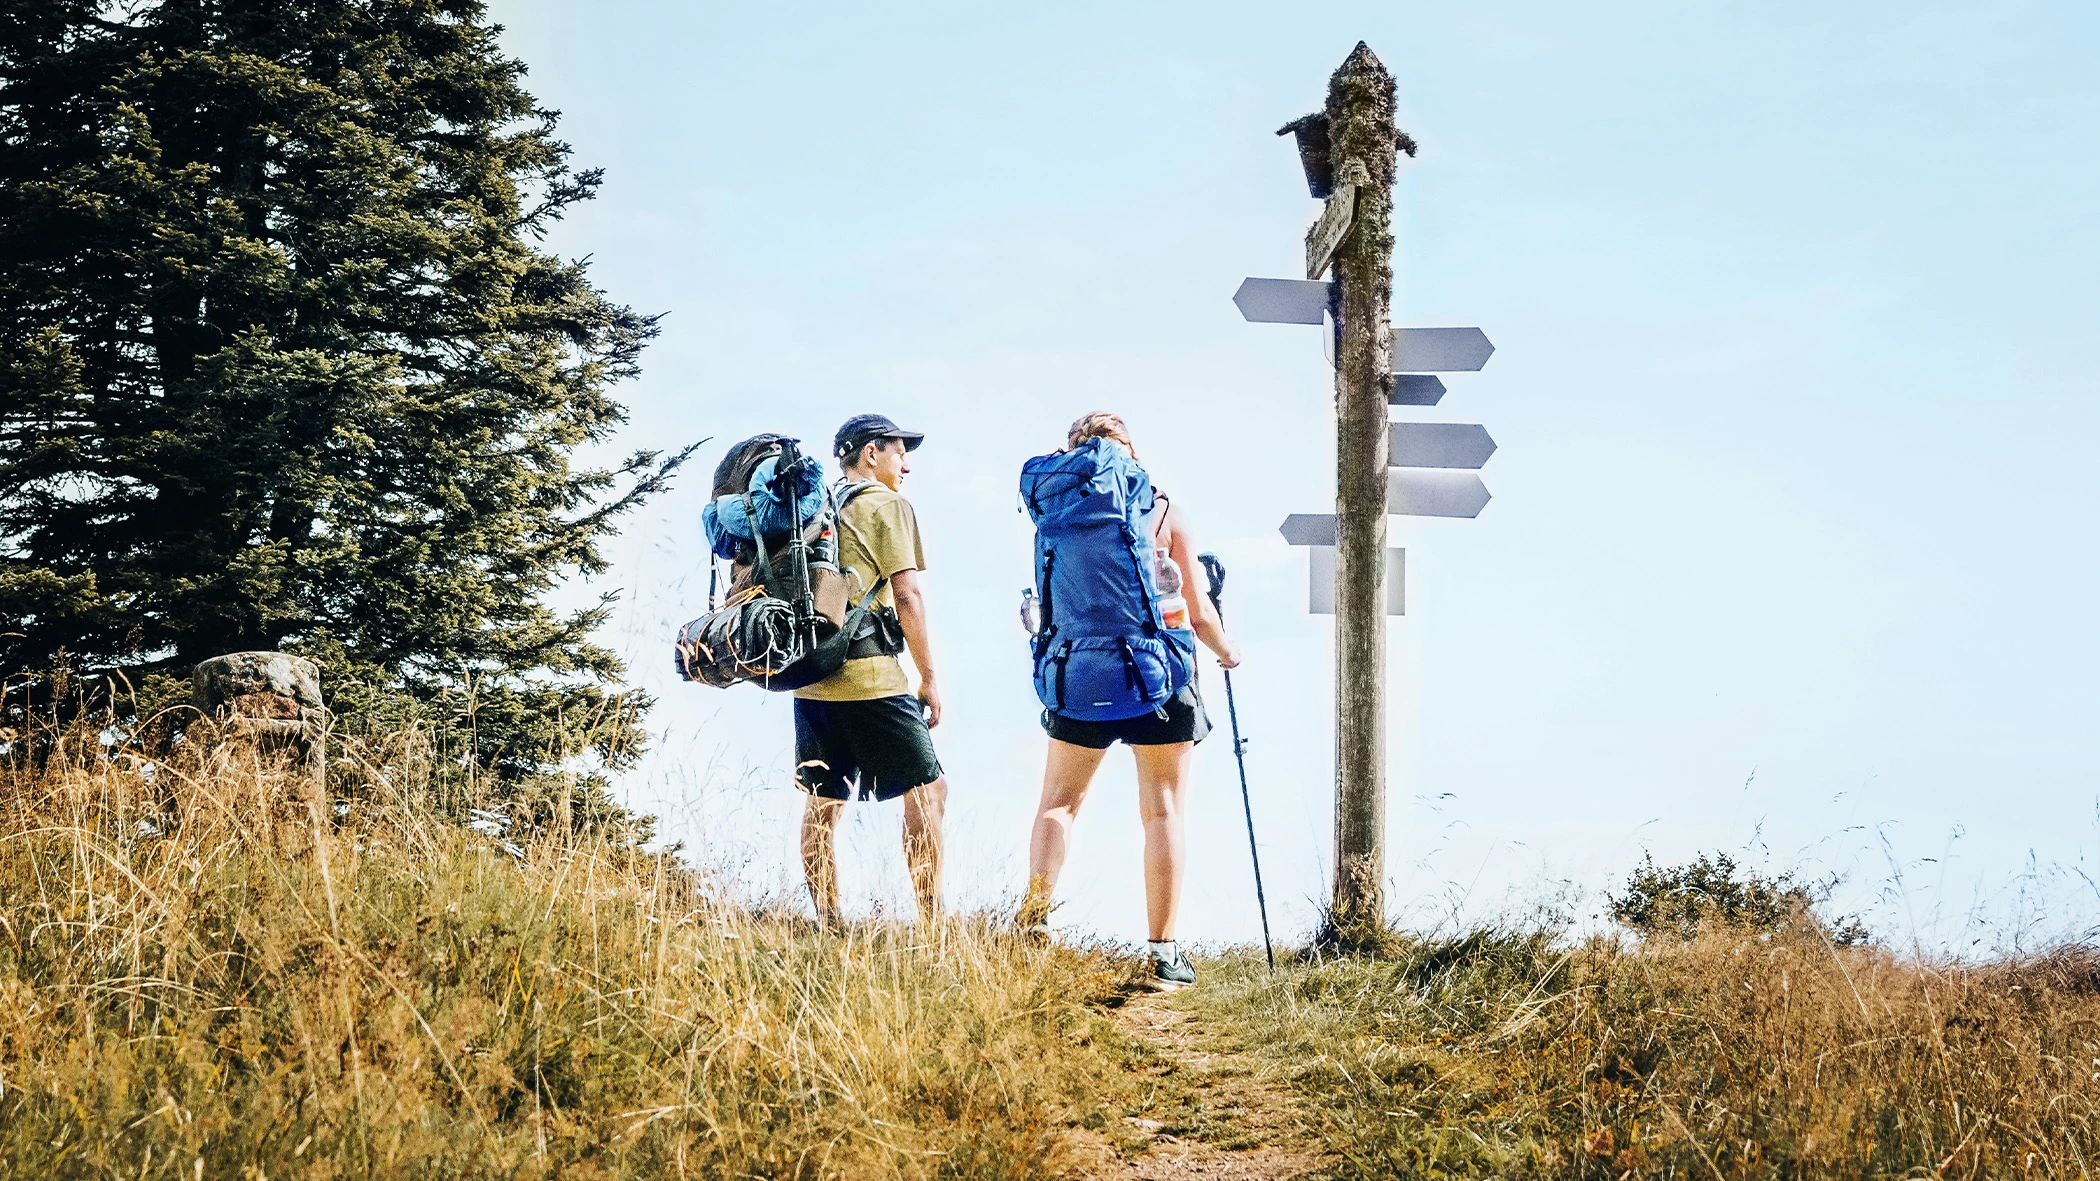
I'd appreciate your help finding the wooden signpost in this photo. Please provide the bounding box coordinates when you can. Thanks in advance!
[1314,44,1396,940]
[1237,42,1502,945]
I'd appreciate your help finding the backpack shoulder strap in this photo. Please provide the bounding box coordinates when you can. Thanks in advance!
[741,490,777,597]
[829,479,886,557]
[832,478,881,511]
[1149,490,1171,542]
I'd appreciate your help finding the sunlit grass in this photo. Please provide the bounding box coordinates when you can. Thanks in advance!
[0,725,1151,1179]
[1185,927,2100,1178]
[9,715,2096,1179]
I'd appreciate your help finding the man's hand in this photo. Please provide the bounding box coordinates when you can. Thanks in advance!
[1214,640,1243,670]
[892,568,941,726]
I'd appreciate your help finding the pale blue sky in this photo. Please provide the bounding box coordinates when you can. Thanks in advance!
[496,0,2100,950]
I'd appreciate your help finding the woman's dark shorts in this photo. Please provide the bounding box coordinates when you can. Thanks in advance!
[1042,679,1211,749]
[793,695,943,801]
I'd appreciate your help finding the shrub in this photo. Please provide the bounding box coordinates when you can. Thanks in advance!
[1610,851,1868,944]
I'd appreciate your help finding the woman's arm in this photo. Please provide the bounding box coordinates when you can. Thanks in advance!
[1162,503,1241,669]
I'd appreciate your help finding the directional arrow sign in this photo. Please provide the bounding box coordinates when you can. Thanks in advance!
[1279,514,1338,546]
[1387,470,1492,518]
[1309,546,1404,615]
[1388,326,1495,372]
[1389,423,1497,469]
[1388,375,1445,406]
[1233,277,1330,324]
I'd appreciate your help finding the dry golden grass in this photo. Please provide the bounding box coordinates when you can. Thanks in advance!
[0,725,1152,1179]
[10,717,2097,1180]
[1187,927,2100,1179]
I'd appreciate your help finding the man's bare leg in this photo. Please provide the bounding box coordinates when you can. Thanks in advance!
[1022,740,1109,925]
[902,776,948,924]
[800,795,845,927]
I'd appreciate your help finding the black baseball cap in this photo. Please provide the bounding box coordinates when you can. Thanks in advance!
[833,413,925,459]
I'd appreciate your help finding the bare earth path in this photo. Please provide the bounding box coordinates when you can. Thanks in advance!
[1067,990,1327,1180]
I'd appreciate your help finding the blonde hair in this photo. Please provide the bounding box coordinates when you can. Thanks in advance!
[1066,411,1136,458]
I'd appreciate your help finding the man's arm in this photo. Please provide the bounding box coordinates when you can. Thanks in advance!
[890,567,941,727]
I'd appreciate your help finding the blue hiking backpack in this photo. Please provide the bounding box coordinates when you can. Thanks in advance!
[1019,438,1194,721]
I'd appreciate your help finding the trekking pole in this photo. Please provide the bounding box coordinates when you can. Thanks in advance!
[1198,552,1275,972]
[776,438,819,650]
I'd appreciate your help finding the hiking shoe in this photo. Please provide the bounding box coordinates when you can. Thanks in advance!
[1148,948,1198,991]
[1018,922,1051,945]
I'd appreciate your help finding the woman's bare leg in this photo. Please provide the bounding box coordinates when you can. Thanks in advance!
[1023,739,1108,922]
[1132,741,1195,942]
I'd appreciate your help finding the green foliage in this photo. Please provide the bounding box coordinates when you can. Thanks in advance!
[0,0,689,813]
[1610,851,1869,944]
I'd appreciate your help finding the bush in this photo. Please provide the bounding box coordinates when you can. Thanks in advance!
[1610,851,1868,944]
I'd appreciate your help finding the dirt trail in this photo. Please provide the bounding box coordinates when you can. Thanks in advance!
[1068,991,1325,1180]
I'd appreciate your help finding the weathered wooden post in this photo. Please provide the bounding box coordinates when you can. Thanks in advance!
[1325,43,1398,940]
[1241,45,1495,950]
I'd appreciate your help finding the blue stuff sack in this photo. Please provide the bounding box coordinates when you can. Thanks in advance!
[701,453,826,560]
[1018,437,1193,722]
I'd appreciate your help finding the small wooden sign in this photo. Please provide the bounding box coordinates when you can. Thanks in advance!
[1304,158,1369,279]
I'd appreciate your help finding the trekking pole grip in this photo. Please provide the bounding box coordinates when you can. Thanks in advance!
[1198,552,1226,615]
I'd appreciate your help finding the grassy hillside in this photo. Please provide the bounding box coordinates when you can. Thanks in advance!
[0,732,1154,1179]
[1186,931,2100,1178]
[4,726,2095,1179]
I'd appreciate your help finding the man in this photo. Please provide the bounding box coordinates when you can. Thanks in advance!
[794,413,949,926]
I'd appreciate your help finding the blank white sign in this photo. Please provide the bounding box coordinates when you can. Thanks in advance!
[1308,546,1405,615]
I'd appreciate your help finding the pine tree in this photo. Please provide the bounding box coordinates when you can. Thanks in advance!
[0,0,688,823]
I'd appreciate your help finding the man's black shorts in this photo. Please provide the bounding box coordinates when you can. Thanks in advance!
[793,695,943,801]
[1042,679,1211,750]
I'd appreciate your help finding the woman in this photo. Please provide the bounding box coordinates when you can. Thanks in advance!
[1020,412,1242,990]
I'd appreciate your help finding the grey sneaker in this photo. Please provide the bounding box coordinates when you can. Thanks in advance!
[1149,948,1198,991]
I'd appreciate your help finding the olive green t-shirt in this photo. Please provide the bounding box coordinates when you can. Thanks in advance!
[794,485,926,702]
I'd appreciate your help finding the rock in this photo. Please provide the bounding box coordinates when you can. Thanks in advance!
[192,650,322,712]
[191,651,325,779]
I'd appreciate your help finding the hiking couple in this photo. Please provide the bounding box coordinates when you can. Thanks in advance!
[685,411,1240,990]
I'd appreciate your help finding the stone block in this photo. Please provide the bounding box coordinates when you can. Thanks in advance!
[191,651,325,779]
